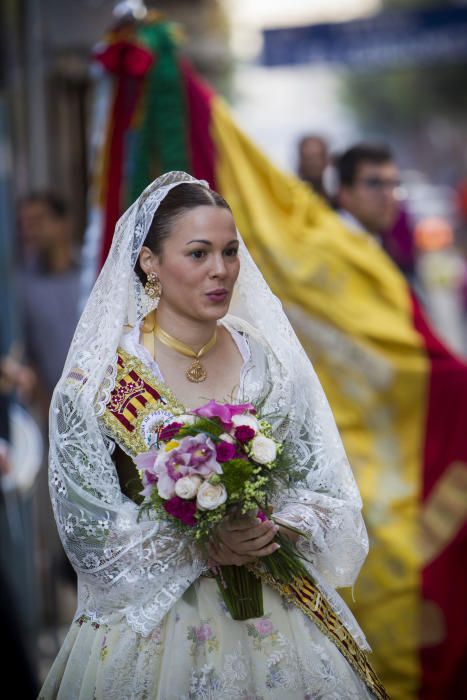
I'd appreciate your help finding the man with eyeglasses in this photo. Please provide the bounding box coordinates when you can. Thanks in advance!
[335,143,402,245]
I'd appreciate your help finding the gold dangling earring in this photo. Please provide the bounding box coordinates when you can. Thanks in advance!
[144,272,162,306]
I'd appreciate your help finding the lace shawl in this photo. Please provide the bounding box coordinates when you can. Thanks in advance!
[49,172,369,646]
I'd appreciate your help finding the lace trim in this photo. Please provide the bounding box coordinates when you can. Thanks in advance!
[95,353,119,417]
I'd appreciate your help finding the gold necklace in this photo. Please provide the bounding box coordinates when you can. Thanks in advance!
[154,320,217,383]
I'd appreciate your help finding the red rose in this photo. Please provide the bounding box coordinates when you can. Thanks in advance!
[163,496,197,526]
[234,425,255,444]
[215,441,237,463]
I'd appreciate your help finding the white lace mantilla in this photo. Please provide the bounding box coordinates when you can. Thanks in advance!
[49,172,369,648]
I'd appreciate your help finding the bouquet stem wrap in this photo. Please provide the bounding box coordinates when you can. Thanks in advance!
[216,528,310,620]
[217,565,264,620]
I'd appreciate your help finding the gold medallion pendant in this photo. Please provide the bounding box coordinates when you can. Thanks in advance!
[186,358,208,383]
[151,315,217,383]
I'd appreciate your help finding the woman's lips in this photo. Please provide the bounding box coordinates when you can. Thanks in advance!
[206,289,229,302]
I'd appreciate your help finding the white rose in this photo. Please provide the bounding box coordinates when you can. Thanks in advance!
[231,413,260,433]
[219,432,235,444]
[196,481,228,510]
[175,475,203,500]
[250,435,277,464]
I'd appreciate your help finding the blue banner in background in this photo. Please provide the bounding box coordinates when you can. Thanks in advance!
[262,7,467,69]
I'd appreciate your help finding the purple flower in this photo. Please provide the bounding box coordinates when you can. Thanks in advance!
[159,422,183,442]
[139,469,158,499]
[192,400,255,429]
[134,449,158,472]
[163,496,198,526]
[215,440,237,463]
[180,434,223,477]
[234,425,255,444]
[256,510,268,522]
[153,448,189,498]
[134,449,160,498]
[152,434,222,499]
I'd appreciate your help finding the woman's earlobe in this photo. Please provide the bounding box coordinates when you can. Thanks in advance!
[139,246,156,275]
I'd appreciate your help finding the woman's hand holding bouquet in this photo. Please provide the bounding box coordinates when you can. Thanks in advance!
[208,512,281,566]
[135,399,309,619]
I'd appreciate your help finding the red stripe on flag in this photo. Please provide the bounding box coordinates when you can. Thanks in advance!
[180,59,217,189]
[411,294,467,699]
[96,39,153,268]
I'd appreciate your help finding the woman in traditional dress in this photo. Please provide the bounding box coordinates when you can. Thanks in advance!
[40,172,387,699]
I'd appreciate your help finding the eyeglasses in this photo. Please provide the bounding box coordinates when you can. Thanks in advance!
[355,177,402,192]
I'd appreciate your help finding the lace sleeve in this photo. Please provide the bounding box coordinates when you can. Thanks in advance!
[50,387,206,637]
[273,487,368,589]
[257,346,368,590]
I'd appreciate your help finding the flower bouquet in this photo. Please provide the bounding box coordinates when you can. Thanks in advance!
[135,400,309,620]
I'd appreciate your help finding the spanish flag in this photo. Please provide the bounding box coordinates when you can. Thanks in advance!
[83,19,467,700]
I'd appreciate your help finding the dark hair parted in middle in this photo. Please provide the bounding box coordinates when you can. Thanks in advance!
[135,183,232,285]
[334,144,393,187]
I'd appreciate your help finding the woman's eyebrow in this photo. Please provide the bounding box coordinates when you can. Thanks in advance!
[185,239,239,246]
[185,239,212,246]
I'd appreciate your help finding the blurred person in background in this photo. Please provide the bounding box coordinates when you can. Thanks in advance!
[297,134,330,199]
[383,208,417,282]
[0,350,39,697]
[335,143,417,284]
[16,192,79,637]
[17,192,80,410]
[335,143,400,243]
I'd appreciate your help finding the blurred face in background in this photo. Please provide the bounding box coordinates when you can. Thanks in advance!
[298,137,329,187]
[339,160,400,235]
[18,200,68,257]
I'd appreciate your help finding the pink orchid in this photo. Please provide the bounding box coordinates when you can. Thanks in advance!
[134,449,158,473]
[134,449,160,498]
[179,434,223,477]
[152,434,222,499]
[139,470,158,499]
[153,449,189,499]
[192,400,256,429]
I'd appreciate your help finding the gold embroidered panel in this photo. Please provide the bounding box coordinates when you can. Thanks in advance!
[100,349,184,456]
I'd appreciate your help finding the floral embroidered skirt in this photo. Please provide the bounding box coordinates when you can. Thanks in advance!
[40,578,374,699]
